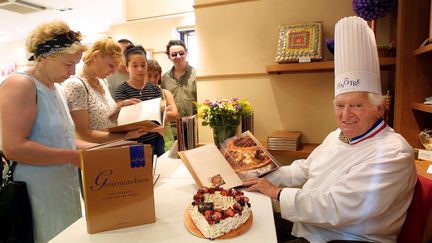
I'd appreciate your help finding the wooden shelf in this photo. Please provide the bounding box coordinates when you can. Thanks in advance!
[414,43,432,56]
[411,103,432,113]
[262,141,318,158]
[266,57,396,74]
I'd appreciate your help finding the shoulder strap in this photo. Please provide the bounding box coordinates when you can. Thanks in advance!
[76,77,90,106]
[76,77,89,94]
[161,88,167,100]
[10,72,38,104]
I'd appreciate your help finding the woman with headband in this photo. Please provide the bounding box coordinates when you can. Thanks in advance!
[114,45,178,156]
[63,37,147,143]
[0,21,96,242]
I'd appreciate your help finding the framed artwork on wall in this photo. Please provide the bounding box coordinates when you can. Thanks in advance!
[0,62,16,82]
[275,22,323,63]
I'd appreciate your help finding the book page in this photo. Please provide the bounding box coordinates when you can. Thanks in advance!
[219,131,280,181]
[117,97,162,126]
[180,144,243,189]
[86,139,139,151]
[107,97,166,133]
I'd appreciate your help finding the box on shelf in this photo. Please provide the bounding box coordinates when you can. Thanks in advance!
[267,130,302,151]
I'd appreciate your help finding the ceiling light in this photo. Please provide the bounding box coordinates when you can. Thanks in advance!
[0,0,46,14]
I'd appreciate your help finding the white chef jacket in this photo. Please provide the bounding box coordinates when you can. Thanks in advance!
[267,126,417,243]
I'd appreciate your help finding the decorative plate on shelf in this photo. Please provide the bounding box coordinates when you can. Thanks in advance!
[276,22,323,63]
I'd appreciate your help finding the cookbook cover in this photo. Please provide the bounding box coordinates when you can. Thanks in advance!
[81,145,155,233]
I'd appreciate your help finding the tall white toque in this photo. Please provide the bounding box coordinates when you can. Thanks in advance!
[334,16,381,97]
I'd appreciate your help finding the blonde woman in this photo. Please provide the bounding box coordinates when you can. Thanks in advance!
[63,38,146,143]
[0,21,95,243]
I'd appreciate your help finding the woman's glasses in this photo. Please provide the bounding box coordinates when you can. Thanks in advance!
[170,51,185,57]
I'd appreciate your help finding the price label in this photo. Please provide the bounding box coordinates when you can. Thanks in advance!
[299,57,311,63]
[418,149,432,162]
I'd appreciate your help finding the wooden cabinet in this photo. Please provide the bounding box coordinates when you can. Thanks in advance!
[393,0,432,148]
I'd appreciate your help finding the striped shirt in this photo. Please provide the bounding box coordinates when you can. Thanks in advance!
[114,81,163,144]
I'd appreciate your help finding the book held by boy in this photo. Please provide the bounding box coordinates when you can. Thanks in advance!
[178,131,280,189]
[107,97,166,133]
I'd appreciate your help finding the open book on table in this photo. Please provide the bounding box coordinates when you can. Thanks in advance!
[178,130,280,189]
[106,97,166,133]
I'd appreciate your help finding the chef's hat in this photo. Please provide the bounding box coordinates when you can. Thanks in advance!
[334,16,381,97]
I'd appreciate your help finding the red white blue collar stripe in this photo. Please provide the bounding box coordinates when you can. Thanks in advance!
[349,118,386,145]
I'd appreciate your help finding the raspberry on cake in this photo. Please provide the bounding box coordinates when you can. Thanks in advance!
[187,186,252,239]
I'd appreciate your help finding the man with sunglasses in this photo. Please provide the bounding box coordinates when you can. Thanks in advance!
[161,39,197,138]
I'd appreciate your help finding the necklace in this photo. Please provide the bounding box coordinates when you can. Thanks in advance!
[82,68,100,88]
[139,85,145,95]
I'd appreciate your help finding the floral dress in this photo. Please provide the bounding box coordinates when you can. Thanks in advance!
[63,77,118,130]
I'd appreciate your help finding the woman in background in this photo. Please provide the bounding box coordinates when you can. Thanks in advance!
[0,21,96,243]
[114,45,178,156]
[64,37,146,143]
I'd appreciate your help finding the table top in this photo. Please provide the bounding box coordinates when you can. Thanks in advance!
[49,153,278,243]
[416,159,432,180]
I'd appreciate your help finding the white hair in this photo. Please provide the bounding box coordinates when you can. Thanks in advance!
[368,93,385,107]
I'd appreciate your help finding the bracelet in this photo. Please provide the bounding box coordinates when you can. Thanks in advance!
[277,189,282,201]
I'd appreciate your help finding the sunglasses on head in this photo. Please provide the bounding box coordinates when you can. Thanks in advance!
[66,30,81,42]
[170,51,185,57]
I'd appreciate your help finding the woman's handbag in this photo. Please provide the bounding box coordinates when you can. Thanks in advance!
[0,151,34,243]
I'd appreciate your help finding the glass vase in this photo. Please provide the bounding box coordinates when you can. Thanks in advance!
[212,126,237,146]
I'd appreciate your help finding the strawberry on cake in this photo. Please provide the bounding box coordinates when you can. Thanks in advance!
[187,187,252,239]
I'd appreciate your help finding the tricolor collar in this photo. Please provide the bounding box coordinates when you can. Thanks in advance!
[339,118,386,145]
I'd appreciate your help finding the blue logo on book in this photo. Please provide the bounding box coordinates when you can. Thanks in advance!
[129,146,145,168]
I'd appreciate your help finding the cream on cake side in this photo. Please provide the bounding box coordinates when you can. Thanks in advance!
[188,187,252,239]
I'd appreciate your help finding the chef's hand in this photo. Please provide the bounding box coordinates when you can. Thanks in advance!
[243,178,281,200]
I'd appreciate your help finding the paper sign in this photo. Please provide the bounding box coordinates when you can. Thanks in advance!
[418,149,432,162]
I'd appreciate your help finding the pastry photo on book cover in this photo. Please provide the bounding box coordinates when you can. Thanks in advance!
[220,131,279,181]
[178,131,280,189]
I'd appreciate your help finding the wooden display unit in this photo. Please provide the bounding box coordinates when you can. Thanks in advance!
[261,141,318,159]
[266,57,396,74]
[393,0,432,149]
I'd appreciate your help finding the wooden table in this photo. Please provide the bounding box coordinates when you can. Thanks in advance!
[49,153,278,243]
[416,159,432,180]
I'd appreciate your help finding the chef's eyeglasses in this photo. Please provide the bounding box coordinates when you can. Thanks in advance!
[170,51,185,57]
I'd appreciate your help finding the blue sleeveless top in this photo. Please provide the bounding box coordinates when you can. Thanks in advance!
[12,72,81,243]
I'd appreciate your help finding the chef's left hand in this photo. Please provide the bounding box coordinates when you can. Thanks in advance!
[243,178,281,200]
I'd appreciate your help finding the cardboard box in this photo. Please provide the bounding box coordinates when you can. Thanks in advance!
[81,145,155,233]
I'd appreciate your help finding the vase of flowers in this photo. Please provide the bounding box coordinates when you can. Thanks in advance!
[196,98,253,145]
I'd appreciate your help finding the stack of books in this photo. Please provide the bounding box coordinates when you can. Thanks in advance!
[241,113,254,134]
[176,115,198,151]
[267,130,302,151]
